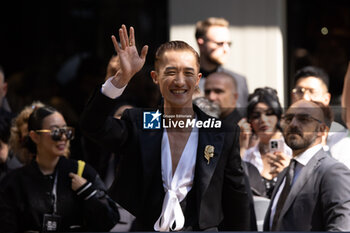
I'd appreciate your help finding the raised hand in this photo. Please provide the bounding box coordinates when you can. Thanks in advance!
[110,25,148,88]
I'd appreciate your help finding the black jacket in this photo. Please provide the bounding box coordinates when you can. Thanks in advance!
[0,153,22,182]
[80,88,250,231]
[0,156,119,232]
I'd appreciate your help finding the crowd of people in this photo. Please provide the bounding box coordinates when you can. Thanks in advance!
[1,17,350,232]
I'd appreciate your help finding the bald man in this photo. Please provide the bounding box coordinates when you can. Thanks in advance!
[264,100,350,231]
[204,71,242,125]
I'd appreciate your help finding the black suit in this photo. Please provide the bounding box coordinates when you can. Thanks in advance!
[221,108,242,126]
[81,88,250,231]
[263,148,350,231]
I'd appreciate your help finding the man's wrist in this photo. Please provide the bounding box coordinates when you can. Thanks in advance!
[101,77,127,99]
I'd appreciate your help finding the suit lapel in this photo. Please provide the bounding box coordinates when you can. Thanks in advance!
[195,128,225,197]
[193,105,225,200]
[138,108,164,193]
[279,150,325,219]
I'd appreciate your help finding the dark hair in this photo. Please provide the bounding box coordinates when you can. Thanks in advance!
[294,66,329,89]
[154,41,200,71]
[311,101,333,128]
[0,111,12,143]
[247,87,283,130]
[25,106,58,153]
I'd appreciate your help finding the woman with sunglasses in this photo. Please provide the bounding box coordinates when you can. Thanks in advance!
[0,106,119,232]
[240,87,292,198]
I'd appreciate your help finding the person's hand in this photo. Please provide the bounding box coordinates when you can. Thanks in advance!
[69,172,87,191]
[110,24,148,88]
[238,118,252,157]
[267,151,291,177]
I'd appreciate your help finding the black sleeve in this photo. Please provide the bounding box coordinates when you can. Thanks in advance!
[80,87,134,152]
[75,163,120,232]
[220,125,251,231]
[0,175,20,232]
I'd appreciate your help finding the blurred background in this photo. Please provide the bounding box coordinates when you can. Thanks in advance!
[1,0,349,115]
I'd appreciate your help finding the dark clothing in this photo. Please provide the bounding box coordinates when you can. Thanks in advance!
[221,108,242,126]
[241,162,258,231]
[243,161,267,197]
[0,156,119,232]
[0,154,22,182]
[80,88,250,231]
[263,149,350,231]
[244,161,276,198]
[262,177,277,199]
[0,97,12,113]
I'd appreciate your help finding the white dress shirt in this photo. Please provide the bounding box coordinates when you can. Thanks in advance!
[154,126,198,231]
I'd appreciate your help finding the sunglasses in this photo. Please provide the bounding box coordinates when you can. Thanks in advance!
[36,127,75,141]
[282,114,322,124]
[291,87,319,97]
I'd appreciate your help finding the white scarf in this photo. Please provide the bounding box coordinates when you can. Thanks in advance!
[154,127,198,231]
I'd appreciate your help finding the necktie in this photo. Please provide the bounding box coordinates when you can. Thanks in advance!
[271,159,296,231]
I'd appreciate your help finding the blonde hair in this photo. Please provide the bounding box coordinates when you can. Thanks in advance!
[195,17,229,39]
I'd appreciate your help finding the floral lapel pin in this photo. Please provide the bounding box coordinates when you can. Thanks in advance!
[204,145,215,165]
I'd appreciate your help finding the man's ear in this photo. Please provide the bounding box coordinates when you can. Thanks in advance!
[317,123,329,137]
[150,71,158,84]
[322,92,331,106]
[29,130,40,144]
[196,73,202,86]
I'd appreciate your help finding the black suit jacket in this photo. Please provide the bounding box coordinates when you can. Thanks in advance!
[263,148,350,231]
[221,108,242,126]
[80,88,250,231]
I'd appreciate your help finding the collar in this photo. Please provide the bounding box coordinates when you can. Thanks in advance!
[294,144,323,166]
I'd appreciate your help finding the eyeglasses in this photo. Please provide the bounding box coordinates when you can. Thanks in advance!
[282,113,322,124]
[292,87,318,96]
[204,38,232,47]
[36,127,75,141]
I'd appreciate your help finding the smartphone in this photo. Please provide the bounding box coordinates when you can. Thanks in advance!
[269,138,285,153]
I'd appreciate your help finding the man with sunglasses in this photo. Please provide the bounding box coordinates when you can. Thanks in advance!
[195,17,248,116]
[263,99,350,231]
[291,66,349,168]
